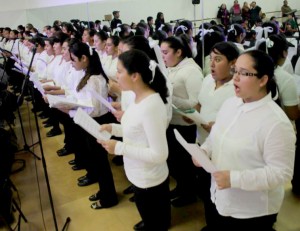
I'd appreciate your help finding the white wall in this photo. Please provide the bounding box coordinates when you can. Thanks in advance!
[0,0,299,30]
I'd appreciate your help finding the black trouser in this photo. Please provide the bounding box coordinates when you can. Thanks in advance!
[55,109,74,150]
[79,112,118,206]
[204,201,277,231]
[166,124,197,197]
[292,118,300,191]
[134,177,171,231]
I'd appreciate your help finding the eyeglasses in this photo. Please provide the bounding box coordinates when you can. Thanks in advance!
[232,68,258,77]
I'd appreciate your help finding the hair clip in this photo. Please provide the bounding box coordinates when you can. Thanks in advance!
[263,26,273,38]
[198,29,214,40]
[158,24,165,31]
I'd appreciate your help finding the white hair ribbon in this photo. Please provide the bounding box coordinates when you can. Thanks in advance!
[148,39,159,48]
[265,38,274,54]
[255,27,264,40]
[263,26,273,39]
[266,38,274,48]
[228,25,237,36]
[148,38,168,78]
[198,29,214,40]
[86,42,93,56]
[149,60,158,84]
[130,29,136,35]
[158,24,165,31]
[175,25,188,34]
[112,27,121,35]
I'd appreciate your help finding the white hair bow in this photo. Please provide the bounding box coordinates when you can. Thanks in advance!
[263,26,274,39]
[228,25,237,36]
[112,27,121,35]
[158,24,165,31]
[148,39,159,48]
[175,25,188,34]
[198,29,214,40]
[149,60,158,83]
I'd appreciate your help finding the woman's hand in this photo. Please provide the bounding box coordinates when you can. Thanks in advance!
[182,115,194,124]
[192,157,202,167]
[201,122,215,133]
[100,124,112,133]
[213,170,231,190]
[112,110,124,122]
[97,139,117,154]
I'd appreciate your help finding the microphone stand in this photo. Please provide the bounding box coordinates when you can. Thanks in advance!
[16,47,71,231]
[15,47,40,160]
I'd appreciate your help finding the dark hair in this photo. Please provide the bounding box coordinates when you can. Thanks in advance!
[162,36,192,59]
[62,23,75,33]
[227,24,245,43]
[108,35,120,47]
[147,16,153,22]
[29,36,45,48]
[151,30,168,45]
[113,24,133,39]
[174,20,193,36]
[122,35,157,61]
[257,34,289,66]
[160,23,173,35]
[242,50,278,101]
[261,21,278,36]
[195,31,225,68]
[156,12,164,21]
[118,49,169,104]
[95,30,108,41]
[135,26,146,37]
[211,42,240,62]
[69,41,108,91]
[53,31,69,45]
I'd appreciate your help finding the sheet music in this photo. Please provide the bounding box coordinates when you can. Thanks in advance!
[89,88,117,113]
[47,94,94,110]
[29,73,45,96]
[174,129,217,173]
[14,62,29,75]
[172,104,208,125]
[74,108,112,141]
[42,81,55,87]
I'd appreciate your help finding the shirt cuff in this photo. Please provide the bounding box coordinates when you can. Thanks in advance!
[114,141,124,156]
[230,170,241,188]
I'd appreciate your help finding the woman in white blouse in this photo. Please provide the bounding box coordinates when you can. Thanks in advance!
[194,50,295,231]
[61,41,118,209]
[161,36,203,207]
[99,49,170,231]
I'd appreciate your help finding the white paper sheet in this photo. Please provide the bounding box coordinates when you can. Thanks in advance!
[172,104,208,125]
[29,73,45,96]
[46,94,94,110]
[89,88,117,113]
[73,108,112,141]
[174,129,217,173]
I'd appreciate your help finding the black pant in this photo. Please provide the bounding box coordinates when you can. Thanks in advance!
[204,200,277,231]
[166,124,197,197]
[134,177,171,231]
[292,118,300,191]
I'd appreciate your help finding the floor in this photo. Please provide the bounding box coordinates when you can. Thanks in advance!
[1,100,300,231]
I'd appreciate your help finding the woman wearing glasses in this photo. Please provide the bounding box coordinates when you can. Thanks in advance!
[194,50,295,231]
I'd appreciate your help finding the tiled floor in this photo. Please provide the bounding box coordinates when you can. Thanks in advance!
[2,101,300,231]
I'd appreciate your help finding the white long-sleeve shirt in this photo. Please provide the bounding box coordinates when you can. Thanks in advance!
[201,94,296,218]
[168,57,203,125]
[102,55,118,81]
[197,75,235,144]
[112,93,169,189]
[68,74,109,118]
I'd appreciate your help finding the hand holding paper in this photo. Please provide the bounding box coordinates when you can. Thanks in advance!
[74,108,112,141]
[89,88,117,113]
[172,104,208,125]
[174,129,216,173]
